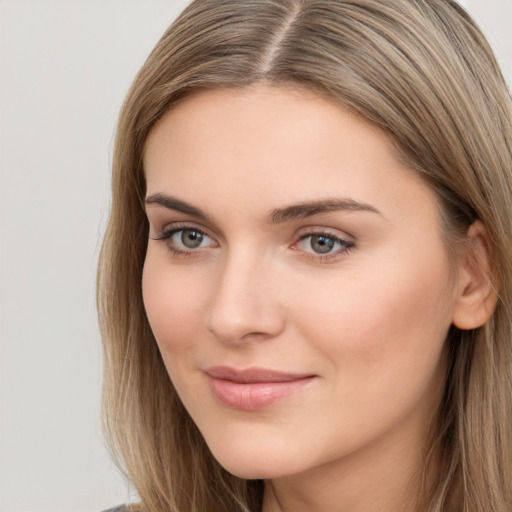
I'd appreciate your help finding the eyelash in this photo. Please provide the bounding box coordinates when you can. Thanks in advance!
[152,224,355,261]
[152,223,214,258]
[295,232,355,262]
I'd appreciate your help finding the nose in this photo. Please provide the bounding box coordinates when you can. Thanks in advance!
[205,251,286,345]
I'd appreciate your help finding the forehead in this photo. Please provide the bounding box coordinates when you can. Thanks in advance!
[143,85,437,226]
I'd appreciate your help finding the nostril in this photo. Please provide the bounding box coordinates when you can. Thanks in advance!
[204,254,286,344]
[205,292,285,345]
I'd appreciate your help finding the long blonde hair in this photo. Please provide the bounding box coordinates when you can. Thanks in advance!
[97,1,512,510]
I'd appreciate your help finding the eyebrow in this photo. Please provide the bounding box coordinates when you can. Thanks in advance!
[145,193,382,223]
[145,193,210,220]
[268,198,382,223]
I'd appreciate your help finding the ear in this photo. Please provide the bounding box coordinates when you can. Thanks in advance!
[452,221,498,330]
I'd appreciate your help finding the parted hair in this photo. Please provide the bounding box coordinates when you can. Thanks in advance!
[97,1,512,511]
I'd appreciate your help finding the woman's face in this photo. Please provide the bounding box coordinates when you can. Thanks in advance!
[142,85,458,481]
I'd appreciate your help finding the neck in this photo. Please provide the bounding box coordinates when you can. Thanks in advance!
[261,412,439,512]
[260,344,450,512]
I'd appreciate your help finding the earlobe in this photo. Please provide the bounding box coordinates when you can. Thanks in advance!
[452,221,499,330]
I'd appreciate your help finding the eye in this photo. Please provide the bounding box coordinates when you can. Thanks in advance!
[153,225,216,254]
[307,234,337,254]
[295,232,354,258]
[174,229,208,249]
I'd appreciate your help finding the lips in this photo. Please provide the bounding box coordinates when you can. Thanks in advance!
[204,366,316,411]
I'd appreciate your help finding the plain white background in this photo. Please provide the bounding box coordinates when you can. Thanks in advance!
[0,1,510,511]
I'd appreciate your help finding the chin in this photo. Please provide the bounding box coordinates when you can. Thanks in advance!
[217,458,290,480]
[205,437,308,480]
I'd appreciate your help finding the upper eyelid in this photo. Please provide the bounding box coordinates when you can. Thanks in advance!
[294,232,354,249]
[150,219,355,245]
[154,226,217,253]
[154,221,213,237]
[153,227,208,242]
[297,233,351,244]
[295,225,355,242]
[145,207,223,238]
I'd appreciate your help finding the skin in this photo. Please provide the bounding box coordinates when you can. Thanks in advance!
[142,85,471,512]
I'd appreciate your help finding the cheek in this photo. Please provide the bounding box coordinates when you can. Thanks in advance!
[291,243,455,391]
[142,254,208,359]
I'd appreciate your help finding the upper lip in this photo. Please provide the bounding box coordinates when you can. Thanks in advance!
[204,366,315,383]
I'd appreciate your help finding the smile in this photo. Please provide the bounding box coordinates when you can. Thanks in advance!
[204,366,316,411]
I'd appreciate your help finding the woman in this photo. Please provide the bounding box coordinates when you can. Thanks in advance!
[97,1,512,511]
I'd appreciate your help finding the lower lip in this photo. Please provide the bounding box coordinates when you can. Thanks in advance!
[207,376,315,411]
